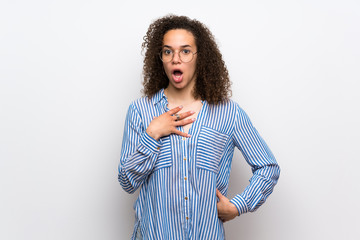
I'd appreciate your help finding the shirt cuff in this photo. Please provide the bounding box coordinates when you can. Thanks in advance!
[137,131,162,155]
[230,194,249,216]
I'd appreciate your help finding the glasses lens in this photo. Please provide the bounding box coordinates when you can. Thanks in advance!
[160,50,172,62]
[180,51,193,63]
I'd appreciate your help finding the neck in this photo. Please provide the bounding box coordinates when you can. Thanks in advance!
[164,84,197,105]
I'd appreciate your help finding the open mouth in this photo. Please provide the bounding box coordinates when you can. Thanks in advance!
[172,70,183,82]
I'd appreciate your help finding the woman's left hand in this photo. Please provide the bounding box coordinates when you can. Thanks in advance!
[216,189,239,222]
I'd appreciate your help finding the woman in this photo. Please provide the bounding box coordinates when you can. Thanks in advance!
[118,15,280,240]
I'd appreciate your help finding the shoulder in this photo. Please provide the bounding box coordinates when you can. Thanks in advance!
[128,95,153,112]
[202,99,247,133]
[130,89,164,110]
[205,99,252,129]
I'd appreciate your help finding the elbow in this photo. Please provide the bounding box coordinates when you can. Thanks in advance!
[118,163,136,194]
[264,163,280,186]
[118,173,137,194]
[272,163,280,184]
[253,163,280,186]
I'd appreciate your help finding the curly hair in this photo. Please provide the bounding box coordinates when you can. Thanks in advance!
[141,15,231,104]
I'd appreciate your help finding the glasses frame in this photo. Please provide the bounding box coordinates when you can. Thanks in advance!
[159,48,198,63]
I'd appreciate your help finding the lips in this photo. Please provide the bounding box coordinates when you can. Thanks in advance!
[172,69,183,83]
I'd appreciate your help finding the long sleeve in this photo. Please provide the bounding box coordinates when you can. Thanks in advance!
[118,103,162,194]
[230,104,280,215]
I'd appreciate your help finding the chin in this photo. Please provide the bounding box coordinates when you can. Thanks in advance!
[171,82,188,89]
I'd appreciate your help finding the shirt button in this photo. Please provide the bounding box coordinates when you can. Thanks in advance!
[182,137,185,140]
[184,177,187,180]
[186,217,189,220]
[185,197,188,200]
[183,157,186,161]
[157,147,160,150]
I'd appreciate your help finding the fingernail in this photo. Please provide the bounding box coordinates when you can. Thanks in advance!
[179,105,183,108]
[192,118,196,121]
[190,111,195,114]
[187,134,191,137]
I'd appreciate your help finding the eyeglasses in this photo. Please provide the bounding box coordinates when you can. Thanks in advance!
[159,48,197,63]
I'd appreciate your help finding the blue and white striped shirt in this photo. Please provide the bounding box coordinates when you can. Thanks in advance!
[118,89,280,240]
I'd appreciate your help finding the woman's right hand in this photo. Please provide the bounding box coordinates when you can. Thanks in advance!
[146,106,196,141]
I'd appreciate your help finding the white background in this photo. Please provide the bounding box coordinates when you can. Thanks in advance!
[1,0,359,239]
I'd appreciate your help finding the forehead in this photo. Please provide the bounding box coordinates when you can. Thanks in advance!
[163,29,196,48]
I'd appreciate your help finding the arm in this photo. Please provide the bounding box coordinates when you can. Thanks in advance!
[118,103,162,194]
[229,104,280,216]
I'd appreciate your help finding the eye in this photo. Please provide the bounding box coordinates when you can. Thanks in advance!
[163,49,172,55]
[181,49,191,55]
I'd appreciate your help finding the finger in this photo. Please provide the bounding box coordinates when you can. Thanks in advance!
[167,105,183,115]
[216,189,221,198]
[174,118,196,126]
[177,110,195,120]
[216,189,223,199]
[173,129,191,138]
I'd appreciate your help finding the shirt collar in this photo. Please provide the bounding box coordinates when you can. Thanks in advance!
[151,88,206,105]
[151,89,167,106]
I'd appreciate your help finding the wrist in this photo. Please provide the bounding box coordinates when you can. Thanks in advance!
[146,128,160,141]
[230,202,239,216]
[230,196,248,216]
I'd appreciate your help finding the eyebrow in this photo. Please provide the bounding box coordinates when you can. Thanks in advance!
[163,45,192,48]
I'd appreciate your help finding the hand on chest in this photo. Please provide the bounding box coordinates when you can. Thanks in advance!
[167,100,203,134]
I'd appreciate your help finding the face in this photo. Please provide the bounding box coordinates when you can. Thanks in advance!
[162,29,197,91]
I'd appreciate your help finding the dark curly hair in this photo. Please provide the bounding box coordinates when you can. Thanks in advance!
[141,15,231,104]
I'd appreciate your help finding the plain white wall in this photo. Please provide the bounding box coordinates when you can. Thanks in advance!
[1,0,359,239]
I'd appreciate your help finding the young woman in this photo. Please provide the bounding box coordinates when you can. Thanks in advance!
[118,15,280,240]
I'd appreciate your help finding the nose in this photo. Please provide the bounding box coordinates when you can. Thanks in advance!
[172,51,181,63]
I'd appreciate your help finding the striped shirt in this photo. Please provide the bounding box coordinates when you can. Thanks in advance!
[118,89,280,240]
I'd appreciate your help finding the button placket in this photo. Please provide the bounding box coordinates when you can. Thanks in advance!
[181,135,190,229]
